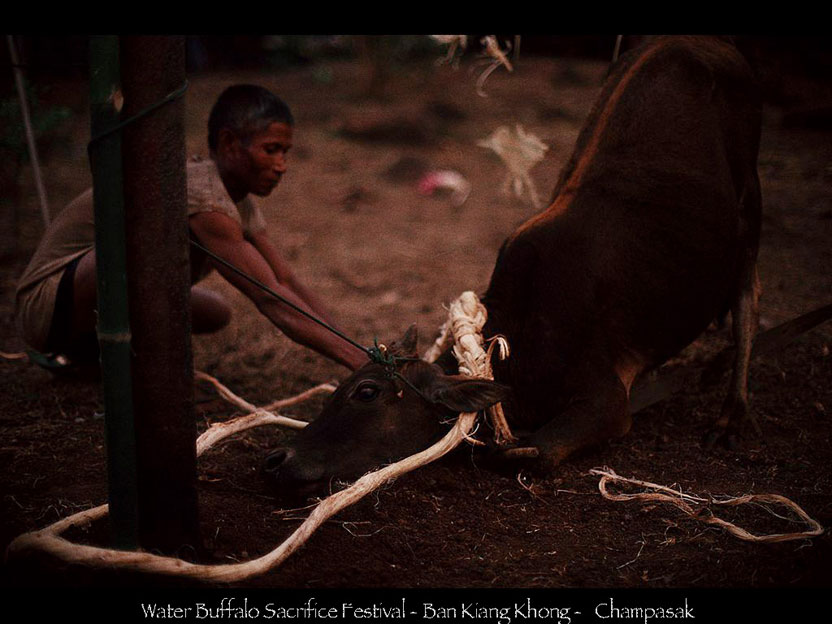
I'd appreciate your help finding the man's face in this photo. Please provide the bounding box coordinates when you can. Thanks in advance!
[228,121,293,198]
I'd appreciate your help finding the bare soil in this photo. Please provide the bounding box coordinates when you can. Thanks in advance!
[2,51,831,591]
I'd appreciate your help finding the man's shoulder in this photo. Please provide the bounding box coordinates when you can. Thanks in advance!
[185,156,237,215]
[186,155,221,188]
[45,187,95,231]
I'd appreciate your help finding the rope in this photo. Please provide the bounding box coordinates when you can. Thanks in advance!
[6,301,824,582]
[438,292,515,444]
[475,36,514,98]
[589,468,824,543]
[477,125,548,209]
[190,238,375,363]
[6,292,502,583]
[190,239,429,400]
[87,80,189,155]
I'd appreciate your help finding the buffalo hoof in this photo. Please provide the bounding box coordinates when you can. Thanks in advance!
[478,440,543,476]
[702,427,741,451]
[703,392,762,452]
[500,446,541,460]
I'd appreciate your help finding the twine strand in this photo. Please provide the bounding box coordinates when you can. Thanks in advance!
[590,467,824,543]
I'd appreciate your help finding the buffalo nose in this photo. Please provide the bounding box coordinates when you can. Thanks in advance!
[263,448,295,475]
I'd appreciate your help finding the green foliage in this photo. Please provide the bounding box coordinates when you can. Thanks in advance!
[0,82,71,162]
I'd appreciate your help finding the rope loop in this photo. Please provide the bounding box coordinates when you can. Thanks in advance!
[87,80,190,156]
[590,467,824,543]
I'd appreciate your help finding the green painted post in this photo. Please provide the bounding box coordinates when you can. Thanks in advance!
[88,35,138,550]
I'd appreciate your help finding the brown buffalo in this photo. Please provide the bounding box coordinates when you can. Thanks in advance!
[264,35,763,492]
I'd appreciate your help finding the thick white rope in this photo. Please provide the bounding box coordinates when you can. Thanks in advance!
[6,291,502,583]
[424,293,514,444]
[11,293,819,580]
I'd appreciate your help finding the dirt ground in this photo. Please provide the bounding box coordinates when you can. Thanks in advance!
[2,42,831,592]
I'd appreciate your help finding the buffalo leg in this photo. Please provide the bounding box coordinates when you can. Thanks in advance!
[705,181,763,449]
[504,369,630,470]
[704,265,761,449]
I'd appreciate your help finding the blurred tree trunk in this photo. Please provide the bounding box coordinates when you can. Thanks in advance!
[355,35,391,99]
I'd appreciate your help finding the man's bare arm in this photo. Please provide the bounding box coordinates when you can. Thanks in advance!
[190,212,367,370]
[247,229,338,327]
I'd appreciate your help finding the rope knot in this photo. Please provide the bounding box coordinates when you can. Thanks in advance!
[367,339,395,372]
[427,291,516,446]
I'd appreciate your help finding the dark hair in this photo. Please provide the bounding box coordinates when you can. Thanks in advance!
[208,84,294,152]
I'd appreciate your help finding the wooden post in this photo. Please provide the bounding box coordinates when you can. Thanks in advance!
[120,35,200,555]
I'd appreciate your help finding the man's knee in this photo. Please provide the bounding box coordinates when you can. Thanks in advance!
[191,287,232,334]
[70,251,99,334]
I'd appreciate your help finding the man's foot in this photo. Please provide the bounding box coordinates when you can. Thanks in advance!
[26,349,101,381]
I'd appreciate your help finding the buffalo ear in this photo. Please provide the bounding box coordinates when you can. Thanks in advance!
[425,374,511,413]
[389,324,419,358]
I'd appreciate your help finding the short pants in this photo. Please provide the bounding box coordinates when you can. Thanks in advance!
[44,254,100,364]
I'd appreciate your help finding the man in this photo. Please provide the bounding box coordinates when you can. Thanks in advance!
[15,84,367,372]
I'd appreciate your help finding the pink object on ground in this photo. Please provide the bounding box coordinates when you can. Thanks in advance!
[417,170,472,206]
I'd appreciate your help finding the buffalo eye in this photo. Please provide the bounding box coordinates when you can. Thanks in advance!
[353,381,381,402]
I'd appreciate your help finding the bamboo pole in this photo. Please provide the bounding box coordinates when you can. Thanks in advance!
[89,35,138,551]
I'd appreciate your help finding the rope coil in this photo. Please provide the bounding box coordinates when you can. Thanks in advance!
[6,292,502,583]
[7,296,822,583]
[590,467,824,543]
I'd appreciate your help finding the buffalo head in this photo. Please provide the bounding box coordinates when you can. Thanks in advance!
[263,326,510,495]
